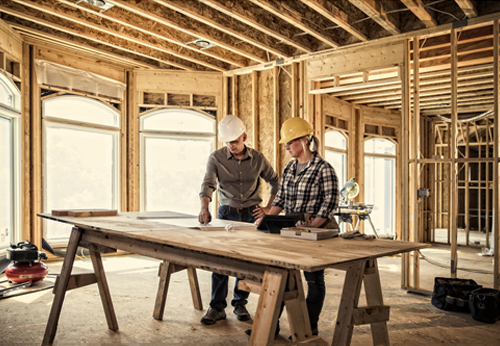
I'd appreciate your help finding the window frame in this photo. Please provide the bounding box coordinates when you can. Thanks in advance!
[363,137,397,237]
[0,73,21,253]
[324,129,348,183]
[139,108,216,213]
[41,95,120,243]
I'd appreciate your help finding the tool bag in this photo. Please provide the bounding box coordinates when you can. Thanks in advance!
[468,288,500,323]
[431,277,482,312]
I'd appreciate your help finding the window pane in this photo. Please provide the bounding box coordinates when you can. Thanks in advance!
[142,109,215,133]
[43,96,118,127]
[45,126,116,241]
[0,80,13,108]
[0,117,12,249]
[325,150,346,188]
[364,138,396,155]
[325,130,346,150]
[364,156,396,237]
[144,137,213,214]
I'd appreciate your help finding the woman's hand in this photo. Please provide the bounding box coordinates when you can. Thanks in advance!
[252,206,269,219]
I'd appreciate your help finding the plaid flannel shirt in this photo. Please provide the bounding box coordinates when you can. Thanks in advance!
[272,153,338,219]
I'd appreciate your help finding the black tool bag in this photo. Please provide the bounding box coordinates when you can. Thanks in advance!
[468,288,500,323]
[431,277,482,312]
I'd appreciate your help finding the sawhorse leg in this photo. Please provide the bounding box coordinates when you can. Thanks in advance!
[153,261,203,320]
[331,259,390,346]
[42,227,119,345]
[239,268,315,346]
[90,250,119,331]
[42,227,82,346]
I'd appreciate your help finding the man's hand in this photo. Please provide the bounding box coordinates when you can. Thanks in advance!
[252,206,270,219]
[198,208,212,225]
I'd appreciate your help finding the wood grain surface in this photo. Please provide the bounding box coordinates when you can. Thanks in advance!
[39,212,430,272]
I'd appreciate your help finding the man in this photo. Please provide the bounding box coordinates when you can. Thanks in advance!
[198,114,279,326]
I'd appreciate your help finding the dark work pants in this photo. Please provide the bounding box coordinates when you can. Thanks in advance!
[276,269,325,332]
[209,205,255,311]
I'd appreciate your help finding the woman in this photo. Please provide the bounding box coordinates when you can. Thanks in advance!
[248,117,339,337]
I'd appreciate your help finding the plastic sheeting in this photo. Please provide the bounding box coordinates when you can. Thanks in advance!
[34,60,126,99]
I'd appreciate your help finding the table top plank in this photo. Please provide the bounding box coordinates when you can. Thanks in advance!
[39,212,430,272]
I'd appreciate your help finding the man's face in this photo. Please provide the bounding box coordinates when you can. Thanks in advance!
[226,134,247,155]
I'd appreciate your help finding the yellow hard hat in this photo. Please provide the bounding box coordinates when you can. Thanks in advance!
[279,117,314,144]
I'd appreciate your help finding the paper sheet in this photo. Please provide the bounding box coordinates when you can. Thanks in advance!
[147,217,256,231]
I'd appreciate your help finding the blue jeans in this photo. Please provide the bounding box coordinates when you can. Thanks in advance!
[209,205,256,311]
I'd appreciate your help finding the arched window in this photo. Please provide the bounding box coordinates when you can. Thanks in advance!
[324,130,347,231]
[364,138,396,237]
[324,130,347,187]
[140,109,216,215]
[43,95,120,242]
[0,73,21,252]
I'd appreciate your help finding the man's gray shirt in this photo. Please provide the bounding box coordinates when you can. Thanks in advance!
[200,146,279,208]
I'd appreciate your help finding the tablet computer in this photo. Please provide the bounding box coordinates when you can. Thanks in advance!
[257,215,299,234]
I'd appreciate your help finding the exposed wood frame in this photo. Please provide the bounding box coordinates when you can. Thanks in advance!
[57,0,245,68]
[450,28,459,278]
[110,0,265,64]
[273,66,279,173]
[248,0,340,48]
[493,19,500,289]
[412,36,421,289]
[21,42,30,242]
[158,0,291,58]
[348,0,400,35]
[401,39,411,288]
[400,0,437,28]
[9,0,224,71]
[300,0,368,42]
[128,71,139,212]
[198,0,312,54]
[252,70,258,150]
[31,44,42,250]
[0,6,193,71]
[17,28,156,69]
[455,0,478,19]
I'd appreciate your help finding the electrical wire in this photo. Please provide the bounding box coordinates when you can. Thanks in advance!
[418,249,494,275]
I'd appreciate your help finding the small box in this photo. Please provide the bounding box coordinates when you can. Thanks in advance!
[280,227,339,241]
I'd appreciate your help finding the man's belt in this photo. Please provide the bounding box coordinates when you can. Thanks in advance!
[224,205,258,214]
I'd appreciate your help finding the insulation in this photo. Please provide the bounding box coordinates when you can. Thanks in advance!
[34,59,126,99]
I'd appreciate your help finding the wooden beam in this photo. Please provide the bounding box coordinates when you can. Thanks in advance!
[348,0,400,35]
[273,66,279,174]
[248,0,340,48]
[0,4,193,70]
[493,19,499,289]
[450,29,459,278]
[156,0,291,59]
[412,36,420,290]
[252,70,258,150]
[11,0,225,71]
[401,39,411,287]
[13,25,157,69]
[400,0,437,28]
[198,0,312,54]
[300,0,368,42]
[109,0,266,64]
[455,0,478,19]
[57,0,246,68]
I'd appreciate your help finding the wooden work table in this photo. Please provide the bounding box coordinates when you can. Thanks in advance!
[39,212,429,346]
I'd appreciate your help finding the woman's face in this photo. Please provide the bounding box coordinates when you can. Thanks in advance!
[285,137,304,158]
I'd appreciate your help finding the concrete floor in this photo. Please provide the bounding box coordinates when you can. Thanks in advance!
[0,244,499,346]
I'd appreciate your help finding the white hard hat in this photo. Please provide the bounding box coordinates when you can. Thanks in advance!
[218,115,246,142]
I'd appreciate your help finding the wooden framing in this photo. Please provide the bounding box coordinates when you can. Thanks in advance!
[3,6,500,295]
